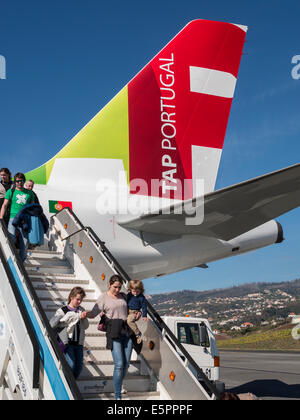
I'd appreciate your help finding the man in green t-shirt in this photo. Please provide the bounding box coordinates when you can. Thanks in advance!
[0,172,34,262]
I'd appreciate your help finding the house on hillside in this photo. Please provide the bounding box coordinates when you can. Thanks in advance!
[231,326,241,331]
[241,322,254,329]
[290,315,300,325]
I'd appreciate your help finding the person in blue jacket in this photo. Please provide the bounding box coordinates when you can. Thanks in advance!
[12,203,49,235]
[127,280,148,344]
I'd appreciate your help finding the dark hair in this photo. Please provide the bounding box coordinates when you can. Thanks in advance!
[108,275,123,286]
[14,172,26,181]
[68,287,86,304]
[0,168,11,179]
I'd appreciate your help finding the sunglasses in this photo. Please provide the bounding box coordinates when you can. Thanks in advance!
[15,179,25,183]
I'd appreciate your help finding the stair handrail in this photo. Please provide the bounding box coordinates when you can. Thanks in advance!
[52,207,221,399]
[0,222,40,390]
[0,219,83,400]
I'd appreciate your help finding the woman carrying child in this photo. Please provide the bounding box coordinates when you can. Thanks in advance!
[85,275,137,400]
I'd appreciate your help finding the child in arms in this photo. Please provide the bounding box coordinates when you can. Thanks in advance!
[127,280,148,344]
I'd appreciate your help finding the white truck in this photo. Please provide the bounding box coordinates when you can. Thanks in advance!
[162,316,225,393]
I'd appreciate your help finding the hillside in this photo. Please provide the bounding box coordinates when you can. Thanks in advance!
[217,323,299,351]
[149,279,300,304]
[148,279,300,332]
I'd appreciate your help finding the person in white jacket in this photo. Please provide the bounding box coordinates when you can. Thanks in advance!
[50,287,89,379]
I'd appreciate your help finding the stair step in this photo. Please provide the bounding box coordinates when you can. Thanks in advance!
[86,332,106,337]
[27,250,63,259]
[84,347,113,362]
[82,391,160,400]
[83,342,139,359]
[44,315,103,327]
[84,360,140,366]
[77,375,153,395]
[29,249,60,254]
[29,277,89,289]
[25,264,74,274]
[84,334,107,348]
[82,360,140,378]
[41,298,96,312]
[26,257,70,266]
[27,272,77,279]
[42,296,96,303]
[86,320,99,325]
[34,287,95,301]
[84,342,136,355]
[27,255,66,263]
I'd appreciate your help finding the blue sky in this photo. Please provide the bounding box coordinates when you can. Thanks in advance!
[1,0,300,294]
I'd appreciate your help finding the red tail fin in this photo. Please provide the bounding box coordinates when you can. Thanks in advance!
[128,20,247,199]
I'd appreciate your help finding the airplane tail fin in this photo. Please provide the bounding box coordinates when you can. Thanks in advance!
[27,20,247,199]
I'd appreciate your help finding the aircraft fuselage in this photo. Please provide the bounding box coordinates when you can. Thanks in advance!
[36,185,282,280]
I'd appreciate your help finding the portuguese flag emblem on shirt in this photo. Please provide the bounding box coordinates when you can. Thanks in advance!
[49,200,73,213]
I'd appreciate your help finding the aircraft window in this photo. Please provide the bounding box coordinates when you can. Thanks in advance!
[177,323,200,346]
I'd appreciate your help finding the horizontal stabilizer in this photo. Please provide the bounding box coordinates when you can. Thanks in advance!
[119,163,300,241]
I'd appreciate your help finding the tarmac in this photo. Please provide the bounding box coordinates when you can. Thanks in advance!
[220,351,300,400]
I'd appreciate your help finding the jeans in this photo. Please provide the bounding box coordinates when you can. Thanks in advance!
[8,219,28,262]
[111,335,133,399]
[65,344,84,380]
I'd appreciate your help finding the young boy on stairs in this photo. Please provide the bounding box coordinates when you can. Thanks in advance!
[127,280,148,344]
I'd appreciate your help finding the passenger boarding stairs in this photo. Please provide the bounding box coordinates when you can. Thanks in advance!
[24,248,158,400]
[0,208,221,400]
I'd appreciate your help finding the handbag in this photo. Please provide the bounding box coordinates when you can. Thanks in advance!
[97,312,107,332]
